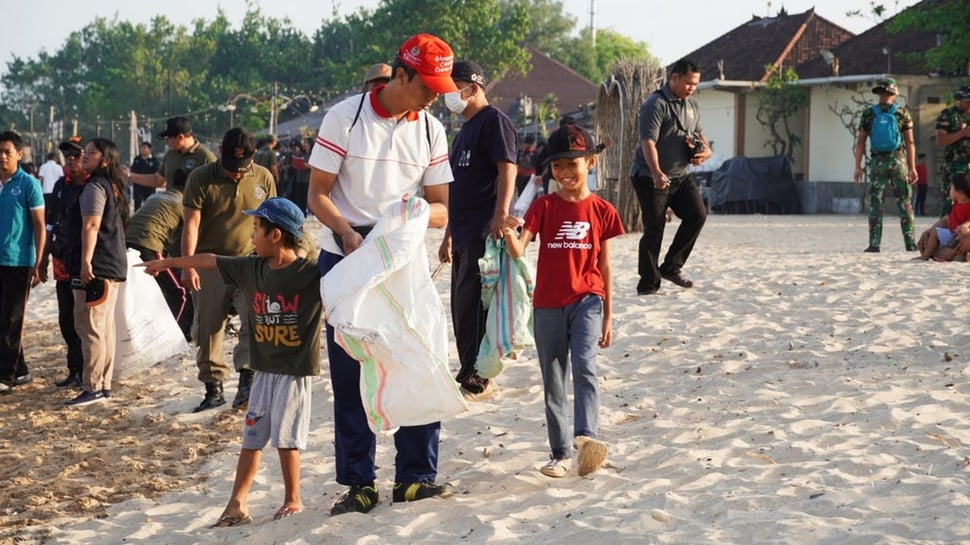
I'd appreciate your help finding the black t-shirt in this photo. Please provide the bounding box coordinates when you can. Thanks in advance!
[130,155,159,175]
[448,105,517,249]
[217,256,322,377]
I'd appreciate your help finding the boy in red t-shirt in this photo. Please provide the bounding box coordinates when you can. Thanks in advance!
[916,172,970,261]
[502,124,624,478]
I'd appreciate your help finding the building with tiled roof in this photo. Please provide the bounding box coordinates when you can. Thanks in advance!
[678,8,853,82]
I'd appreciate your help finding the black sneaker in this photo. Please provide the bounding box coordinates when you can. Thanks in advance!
[55,374,82,388]
[392,481,453,503]
[14,374,32,385]
[863,246,880,253]
[330,484,379,515]
[905,243,918,251]
[101,390,111,399]
[65,390,105,406]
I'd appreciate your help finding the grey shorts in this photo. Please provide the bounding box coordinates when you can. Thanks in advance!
[241,372,312,450]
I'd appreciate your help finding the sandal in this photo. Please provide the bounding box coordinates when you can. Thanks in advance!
[212,513,253,528]
[273,505,304,520]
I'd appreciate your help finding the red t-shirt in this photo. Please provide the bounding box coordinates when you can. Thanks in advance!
[949,200,970,231]
[523,193,624,308]
[916,164,928,186]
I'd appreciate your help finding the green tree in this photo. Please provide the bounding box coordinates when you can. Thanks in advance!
[755,66,809,162]
[848,0,970,76]
[886,0,970,76]
[553,28,653,83]
[509,0,578,54]
[2,0,535,153]
[534,93,561,138]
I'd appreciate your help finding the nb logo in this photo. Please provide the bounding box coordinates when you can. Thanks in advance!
[554,221,590,241]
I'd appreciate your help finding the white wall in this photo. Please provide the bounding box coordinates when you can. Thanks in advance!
[807,86,862,182]
[694,88,736,159]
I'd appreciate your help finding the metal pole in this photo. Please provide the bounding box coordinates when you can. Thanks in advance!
[270,81,279,135]
[27,102,35,163]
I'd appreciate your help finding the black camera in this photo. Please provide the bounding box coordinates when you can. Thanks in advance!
[686,134,705,158]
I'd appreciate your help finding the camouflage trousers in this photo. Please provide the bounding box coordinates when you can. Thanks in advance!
[939,162,969,217]
[867,153,915,249]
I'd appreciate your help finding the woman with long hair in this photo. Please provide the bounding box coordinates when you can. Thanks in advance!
[64,137,130,406]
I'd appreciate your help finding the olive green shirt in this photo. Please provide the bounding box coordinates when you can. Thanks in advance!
[125,189,183,255]
[183,161,277,255]
[159,140,217,187]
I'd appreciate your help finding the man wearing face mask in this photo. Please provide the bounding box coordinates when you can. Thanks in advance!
[437,61,517,399]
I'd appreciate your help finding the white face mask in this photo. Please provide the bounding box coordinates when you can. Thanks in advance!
[444,90,469,114]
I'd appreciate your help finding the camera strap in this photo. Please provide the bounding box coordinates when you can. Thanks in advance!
[656,89,697,137]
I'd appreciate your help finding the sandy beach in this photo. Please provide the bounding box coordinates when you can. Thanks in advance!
[4,213,970,545]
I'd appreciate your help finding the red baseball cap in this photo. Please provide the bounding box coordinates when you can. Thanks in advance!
[397,34,458,94]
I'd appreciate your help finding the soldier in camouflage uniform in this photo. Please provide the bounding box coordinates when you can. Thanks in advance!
[934,84,970,217]
[853,77,918,253]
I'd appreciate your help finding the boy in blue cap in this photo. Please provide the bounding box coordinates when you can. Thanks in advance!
[140,197,321,526]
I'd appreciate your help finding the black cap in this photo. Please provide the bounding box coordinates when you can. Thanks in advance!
[220,127,256,173]
[955,85,970,101]
[157,116,192,138]
[543,124,595,165]
[452,61,486,87]
[58,135,84,154]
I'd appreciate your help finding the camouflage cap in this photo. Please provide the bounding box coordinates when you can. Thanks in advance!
[871,77,898,96]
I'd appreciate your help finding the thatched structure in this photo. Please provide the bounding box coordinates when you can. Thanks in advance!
[594,59,665,232]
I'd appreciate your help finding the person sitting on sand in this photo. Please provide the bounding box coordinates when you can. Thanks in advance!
[916,172,970,262]
[140,197,321,527]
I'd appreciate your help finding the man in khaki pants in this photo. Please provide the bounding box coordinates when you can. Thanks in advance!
[181,128,276,412]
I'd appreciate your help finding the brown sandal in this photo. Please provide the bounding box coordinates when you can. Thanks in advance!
[212,513,253,528]
[273,505,304,520]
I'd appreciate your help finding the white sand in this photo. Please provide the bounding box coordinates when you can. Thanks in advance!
[6,214,970,545]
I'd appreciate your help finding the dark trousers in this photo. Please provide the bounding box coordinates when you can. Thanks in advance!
[55,279,84,376]
[450,241,487,387]
[0,266,31,382]
[319,249,440,485]
[914,184,927,216]
[131,184,156,211]
[631,174,707,292]
[130,246,194,339]
[289,171,310,214]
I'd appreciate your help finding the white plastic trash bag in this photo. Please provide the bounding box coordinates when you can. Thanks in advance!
[114,249,189,379]
[321,198,468,434]
[512,174,539,217]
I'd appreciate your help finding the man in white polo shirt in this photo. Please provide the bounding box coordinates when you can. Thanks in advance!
[37,152,63,208]
[307,33,456,516]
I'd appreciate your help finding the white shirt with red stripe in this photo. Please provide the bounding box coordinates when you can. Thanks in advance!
[308,87,452,227]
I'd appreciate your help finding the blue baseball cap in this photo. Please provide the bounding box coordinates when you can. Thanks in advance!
[243,197,305,240]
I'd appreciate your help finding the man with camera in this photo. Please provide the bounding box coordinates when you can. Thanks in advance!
[629,59,711,295]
